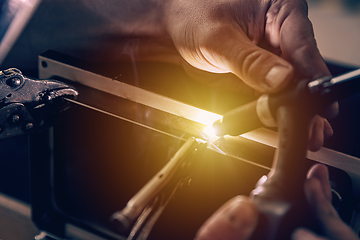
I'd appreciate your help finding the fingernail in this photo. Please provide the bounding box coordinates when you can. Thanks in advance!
[265,65,292,89]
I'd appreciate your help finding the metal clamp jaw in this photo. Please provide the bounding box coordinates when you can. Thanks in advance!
[0,68,78,141]
[110,137,207,240]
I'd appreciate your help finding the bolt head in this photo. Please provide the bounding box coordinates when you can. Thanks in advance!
[25,122,34,130]
[11,114,20,124]
[7,77,22,87]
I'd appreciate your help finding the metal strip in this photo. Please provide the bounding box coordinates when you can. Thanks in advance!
[39,53,360,179]
[65,98,186,142]
[39,55,222,127]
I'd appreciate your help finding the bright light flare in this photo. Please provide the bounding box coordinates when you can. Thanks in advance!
[201,124,226,155]
[194,110,226,154]
[192,110,221,142]
[203,125,217,138]
[193,111,221,127]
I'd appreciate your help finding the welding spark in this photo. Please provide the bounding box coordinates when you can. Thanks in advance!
[199,125,226,155]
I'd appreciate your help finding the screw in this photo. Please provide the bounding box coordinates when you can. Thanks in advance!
[25,122,34,131]
[11,114,20,124]
[41,93,52,101]
[7,77,22,87]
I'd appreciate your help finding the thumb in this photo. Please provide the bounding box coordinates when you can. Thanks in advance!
[227,36,294,93]
[174,22,294,94]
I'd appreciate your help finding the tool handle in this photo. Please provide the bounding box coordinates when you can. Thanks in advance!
[110,138,202,231]
[213,100,264,136]
[249,105,315,240]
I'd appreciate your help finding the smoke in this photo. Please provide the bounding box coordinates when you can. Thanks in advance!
[122,39,140,87]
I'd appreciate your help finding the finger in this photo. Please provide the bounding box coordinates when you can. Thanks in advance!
[307,164,332,201]
[175,22,294,94]
[266,0,331,80]
[323,118,334,139]
[307,116,323,151]
[195,196,258,240]
[304,177,359,240]
[223,31,294,94]
[308,116,324,152]
[292,228,329,240]
[308,116,333,152]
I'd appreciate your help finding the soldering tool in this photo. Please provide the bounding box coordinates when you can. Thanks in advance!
[213,68,360,137]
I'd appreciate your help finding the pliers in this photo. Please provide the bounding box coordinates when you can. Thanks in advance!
[0,68,78,140]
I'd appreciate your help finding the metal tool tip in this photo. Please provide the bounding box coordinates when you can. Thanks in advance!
[212,119,225,137]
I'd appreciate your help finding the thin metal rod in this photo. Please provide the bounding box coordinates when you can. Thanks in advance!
[65,98,186,141]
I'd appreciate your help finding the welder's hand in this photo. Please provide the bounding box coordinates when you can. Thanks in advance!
[164,0,335,151]
[292,164,359,240]
[194,164,358,240]
[165,0,330,93]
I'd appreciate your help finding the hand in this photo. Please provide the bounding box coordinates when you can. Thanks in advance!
[81,0,329,89]
[165,0,329,92]
[164,0,335,151]
[292,164,359,240]
[79,0,335,150]
[194,164,358,240]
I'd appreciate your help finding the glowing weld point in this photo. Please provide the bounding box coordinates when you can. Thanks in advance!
[201,125,226,155]
[203,126,216,138]
[202,125,219,142]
